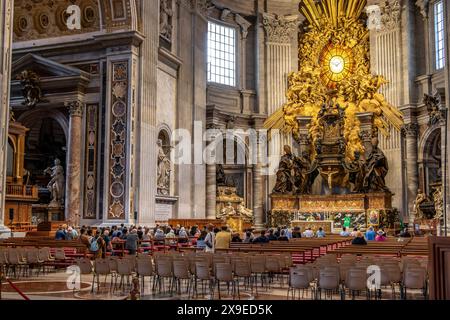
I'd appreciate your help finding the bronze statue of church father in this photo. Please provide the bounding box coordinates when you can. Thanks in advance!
[269,99,393,231]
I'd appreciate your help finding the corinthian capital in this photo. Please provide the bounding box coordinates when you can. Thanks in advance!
[262,13,299,44]
[379,0,402,31]
[401,123,419,137]
[65,101,83,117]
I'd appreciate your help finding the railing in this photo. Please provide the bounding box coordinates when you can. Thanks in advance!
[5,184,38,199]
[0,274,30,300]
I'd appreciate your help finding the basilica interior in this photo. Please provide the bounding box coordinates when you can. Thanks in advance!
[0,0,450,301]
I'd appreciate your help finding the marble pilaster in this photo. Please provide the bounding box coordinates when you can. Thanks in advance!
[0,0,13,237]
[135,0,159,226]
[65,101,83,227]
[262,13,298,193]
[206,163,217,219]
[252,136,264,230]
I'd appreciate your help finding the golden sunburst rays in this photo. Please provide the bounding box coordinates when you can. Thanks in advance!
[319,45,354,88]
[300,0,367,28]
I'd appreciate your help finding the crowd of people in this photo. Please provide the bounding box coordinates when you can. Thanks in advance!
[54,222,411,256]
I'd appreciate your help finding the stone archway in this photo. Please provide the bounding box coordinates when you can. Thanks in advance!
[12,0,141,42]
[17,111,68,206]
[420,127,442,195]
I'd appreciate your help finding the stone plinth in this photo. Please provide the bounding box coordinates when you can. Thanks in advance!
[155,195,178,225]
[47,206,65,222]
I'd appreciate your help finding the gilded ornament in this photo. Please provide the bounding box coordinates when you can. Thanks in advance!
[264,0,404,163]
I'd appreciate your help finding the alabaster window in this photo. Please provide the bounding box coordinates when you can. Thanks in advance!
[207,21,237,87]
[434,0,445,70]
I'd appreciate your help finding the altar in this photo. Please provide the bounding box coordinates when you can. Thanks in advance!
[291,220,333,233]
[269,192,392,232]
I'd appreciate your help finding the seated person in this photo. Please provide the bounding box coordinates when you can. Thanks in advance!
[153,228,165,245]
[340,227,350,237]
[365,227,376,241]
[351,231,367,245]
[178,227,189,244]
[55,225,66,240]
[303,227,314,238]
[278,230,289,241]
[243,230,254,243]
[399,228,411,238]
[292,227,302,238]
[375,230,387,241]
[252,230,269,244]
[231,232,242,242]
[165,228,177,246]
[267,229,278,241]
[316,227,326,238]
[350,227,359,237]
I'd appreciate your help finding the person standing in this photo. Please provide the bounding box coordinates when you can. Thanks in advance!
[102,230,112,256]
[204,224,215,253]
[215,226,232,249]
[125,229,139,255]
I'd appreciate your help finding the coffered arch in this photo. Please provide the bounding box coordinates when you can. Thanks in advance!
[12,0,140,42]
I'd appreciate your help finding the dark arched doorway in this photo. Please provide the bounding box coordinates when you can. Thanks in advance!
[24,117,67,204]
[422,128,441,195]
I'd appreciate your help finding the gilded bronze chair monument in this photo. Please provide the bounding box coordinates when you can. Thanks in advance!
[264,0,403,232]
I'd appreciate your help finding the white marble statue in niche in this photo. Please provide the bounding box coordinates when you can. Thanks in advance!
[157,139,171,195]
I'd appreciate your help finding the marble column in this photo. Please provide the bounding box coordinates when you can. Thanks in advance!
[440,119,447,235]
[253,138,264,230]
[205,163,216,219]
[402,123,419,227]
[0,0,13,237]
[65,101,83,227]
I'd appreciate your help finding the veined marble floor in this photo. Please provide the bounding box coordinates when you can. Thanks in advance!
[0,269,427,301]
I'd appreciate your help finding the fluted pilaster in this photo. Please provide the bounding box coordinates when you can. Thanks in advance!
[0,0,14,236]
[136,0,159,225]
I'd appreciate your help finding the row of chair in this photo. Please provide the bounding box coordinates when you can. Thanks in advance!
[286,255,429,300]
[75,251,296,299]
[0,247,65,278]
